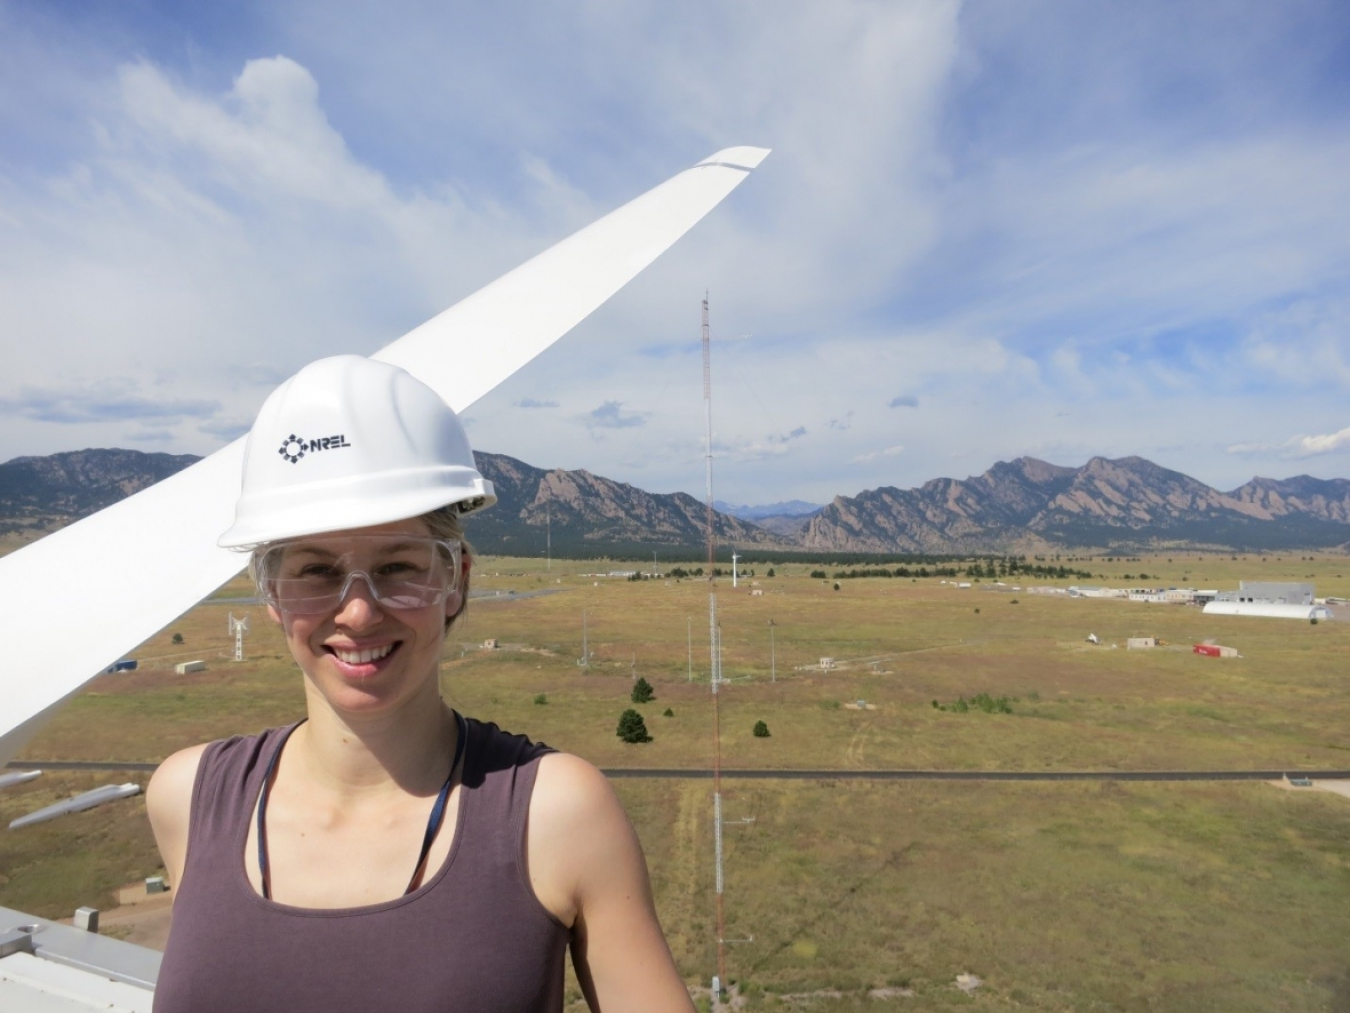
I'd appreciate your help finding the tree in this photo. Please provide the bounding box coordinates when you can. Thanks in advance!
[767,567,776,578]
[616,709,652,743]
[171,633,184,644]
[631,677,655,704]
[753,720,770,738]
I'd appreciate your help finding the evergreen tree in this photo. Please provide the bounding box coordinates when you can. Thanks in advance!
[616,709,652,743]
[631,676,655,704]
[753,720,770,738]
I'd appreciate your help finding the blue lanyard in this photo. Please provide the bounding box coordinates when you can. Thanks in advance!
[257,712,468,901]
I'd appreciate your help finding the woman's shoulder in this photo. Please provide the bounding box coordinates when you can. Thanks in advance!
[458,717,611,821]
[147,725,295,817]
[531,751,624,841]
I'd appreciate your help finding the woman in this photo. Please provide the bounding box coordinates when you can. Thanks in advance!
[146,356,693,1012]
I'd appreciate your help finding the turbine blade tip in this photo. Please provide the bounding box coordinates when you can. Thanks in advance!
[697,146,772,171]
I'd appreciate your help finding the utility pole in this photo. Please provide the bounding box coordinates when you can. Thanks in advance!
[688,616,693,682]
[732,550,739,588]
[769,618,776,683]
[579,609,588,668]
[546,506,551,572]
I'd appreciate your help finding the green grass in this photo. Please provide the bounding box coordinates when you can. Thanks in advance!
[5,555,1350,1010]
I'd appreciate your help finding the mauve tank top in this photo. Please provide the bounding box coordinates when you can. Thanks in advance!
[153,718,568,1013]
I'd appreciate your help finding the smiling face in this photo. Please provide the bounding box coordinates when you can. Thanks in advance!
[264,517,470,720]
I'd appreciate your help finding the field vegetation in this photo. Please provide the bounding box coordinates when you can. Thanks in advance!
[3,553,1349,1009]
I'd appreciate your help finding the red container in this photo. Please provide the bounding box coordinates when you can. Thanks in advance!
[1193,644,1221,657]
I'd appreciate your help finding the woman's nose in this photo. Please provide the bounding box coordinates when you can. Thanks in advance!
[333,573,385,627]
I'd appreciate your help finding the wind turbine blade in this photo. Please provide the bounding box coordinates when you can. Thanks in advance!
[375,146,771,410]
[0,147,769,766]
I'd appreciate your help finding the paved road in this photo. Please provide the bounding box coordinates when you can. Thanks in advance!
[9,760,1350,781]
[468,588,566,603]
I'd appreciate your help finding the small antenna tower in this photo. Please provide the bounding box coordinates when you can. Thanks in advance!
[578,608,589,668]
[227,613,248,662]
[546,505,551,572]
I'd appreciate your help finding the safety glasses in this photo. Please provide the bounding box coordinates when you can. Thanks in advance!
[255,534,462,615]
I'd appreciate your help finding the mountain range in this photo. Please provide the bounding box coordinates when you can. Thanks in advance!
[2,448,1348,555]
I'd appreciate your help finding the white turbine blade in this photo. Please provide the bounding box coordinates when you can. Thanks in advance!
[0,146,769,766]
[375,146,771,410]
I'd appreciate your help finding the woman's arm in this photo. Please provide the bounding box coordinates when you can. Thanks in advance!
[145,743,209,890]
[528,753,694,1013]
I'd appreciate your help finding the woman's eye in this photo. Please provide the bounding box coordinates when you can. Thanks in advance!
[377,561,423,578]
[296,563,341,580]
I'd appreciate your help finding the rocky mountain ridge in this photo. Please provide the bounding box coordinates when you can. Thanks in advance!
[804,456,1350,552]
[3,448,1348,554]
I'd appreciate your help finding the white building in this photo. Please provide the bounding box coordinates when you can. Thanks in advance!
[1202,601,1331,620]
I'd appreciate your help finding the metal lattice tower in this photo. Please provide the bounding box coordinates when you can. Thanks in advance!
[702,293,729,1005]
[227,613,248,663]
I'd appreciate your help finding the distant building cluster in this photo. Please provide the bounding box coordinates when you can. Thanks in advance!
[1010,579,1334,621]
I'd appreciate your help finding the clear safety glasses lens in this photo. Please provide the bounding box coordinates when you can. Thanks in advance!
[256,535,462,615]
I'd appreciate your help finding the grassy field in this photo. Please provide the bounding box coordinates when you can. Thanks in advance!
[4,553,1350,1009]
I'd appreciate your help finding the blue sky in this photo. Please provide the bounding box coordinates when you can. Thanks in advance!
[2,0,1350,505]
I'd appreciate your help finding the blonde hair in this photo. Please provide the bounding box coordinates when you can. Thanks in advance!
[418,506,473,631]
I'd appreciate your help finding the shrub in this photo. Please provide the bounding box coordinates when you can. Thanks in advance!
[533,694,547,705]
[1010,598,1019,605]
[663,708,674,717]
[616,709,652,743]
[631,677,655,704]
[753,720,770,738]
[810,569,827,579]
[935,693,1013,714]
[767,567,776,578]
[833,582,841,591]
[171,633,184,644]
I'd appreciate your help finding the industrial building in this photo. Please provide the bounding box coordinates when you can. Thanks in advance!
[1215,581,1314,606]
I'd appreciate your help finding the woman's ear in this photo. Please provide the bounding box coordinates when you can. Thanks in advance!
[267,604,282,625]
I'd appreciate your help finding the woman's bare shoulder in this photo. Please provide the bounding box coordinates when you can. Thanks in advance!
[146,742,212,888]
[528,753,639,907]
[531,751,622,826]
[146,743,211,829]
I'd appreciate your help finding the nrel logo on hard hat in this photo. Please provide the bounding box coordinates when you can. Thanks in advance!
[277,433,353,464]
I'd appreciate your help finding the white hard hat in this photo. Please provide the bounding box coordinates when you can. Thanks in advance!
[218,356,495,548]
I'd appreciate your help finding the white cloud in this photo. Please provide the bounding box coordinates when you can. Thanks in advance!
[852,445,906,464]
[1230,425,1350,459]
[5,2,1350,503]
[1292,427,1350,456]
